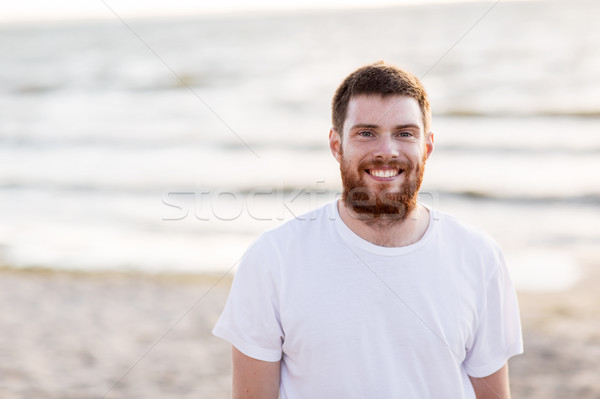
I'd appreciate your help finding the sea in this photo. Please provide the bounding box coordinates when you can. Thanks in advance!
[1,0,599,290]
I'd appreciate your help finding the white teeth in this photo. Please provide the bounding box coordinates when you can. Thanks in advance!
[370,169,398,178]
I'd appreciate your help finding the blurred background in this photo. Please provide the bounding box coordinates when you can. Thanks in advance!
[1,0,599,397]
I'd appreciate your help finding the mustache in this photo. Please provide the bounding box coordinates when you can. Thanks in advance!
[358,158,414,171]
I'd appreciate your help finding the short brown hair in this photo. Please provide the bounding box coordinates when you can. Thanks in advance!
[331,61,431,135]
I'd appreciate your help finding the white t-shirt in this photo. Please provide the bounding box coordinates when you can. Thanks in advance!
[213,201,523,398]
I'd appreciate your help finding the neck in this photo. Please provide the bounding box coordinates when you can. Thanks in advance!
[337,200,430,247]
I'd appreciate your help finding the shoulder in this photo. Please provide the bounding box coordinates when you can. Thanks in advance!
[242,201,335,261]
[433,208,502,251]
[261,200,335,241]
[429,207,505,279]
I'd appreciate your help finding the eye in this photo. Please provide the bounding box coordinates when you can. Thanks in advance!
[398,131,412,138]
[358,130,374,137]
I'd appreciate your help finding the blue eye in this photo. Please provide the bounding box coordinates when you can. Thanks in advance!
[398,132,412,137]
[358,131,373,137]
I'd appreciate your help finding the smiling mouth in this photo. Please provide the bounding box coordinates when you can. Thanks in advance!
[366,169,402,178]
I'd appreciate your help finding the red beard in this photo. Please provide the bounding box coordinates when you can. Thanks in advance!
[340,152,426,221]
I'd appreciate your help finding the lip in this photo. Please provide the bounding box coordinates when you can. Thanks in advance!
[365,168,404,181]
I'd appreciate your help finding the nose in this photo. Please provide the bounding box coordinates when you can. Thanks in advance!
[373,134,399,160]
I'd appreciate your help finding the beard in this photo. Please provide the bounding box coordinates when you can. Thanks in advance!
[340,151,426,222]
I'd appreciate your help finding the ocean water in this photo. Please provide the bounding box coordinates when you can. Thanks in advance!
[1,1,599,288]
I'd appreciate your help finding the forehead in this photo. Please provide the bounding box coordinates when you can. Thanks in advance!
[345,94,423,131]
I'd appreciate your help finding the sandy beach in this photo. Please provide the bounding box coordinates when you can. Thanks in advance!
[1,246,599,398]
[0,269,233,399]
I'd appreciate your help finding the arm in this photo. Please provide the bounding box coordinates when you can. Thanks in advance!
[232,345,281,399]
[469,363,511,399]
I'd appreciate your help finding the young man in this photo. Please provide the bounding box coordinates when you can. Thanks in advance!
[213,62,523,398]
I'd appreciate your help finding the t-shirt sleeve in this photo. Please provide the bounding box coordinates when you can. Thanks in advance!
[212,234,284,362]
[463,251,524,378]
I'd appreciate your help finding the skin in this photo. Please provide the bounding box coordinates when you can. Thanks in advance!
[470,363,512,399]
[232,346,280,399]
[232,94,512,398]
[329,94,434,247]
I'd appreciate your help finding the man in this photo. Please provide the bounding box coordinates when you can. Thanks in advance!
[213,62,523,398]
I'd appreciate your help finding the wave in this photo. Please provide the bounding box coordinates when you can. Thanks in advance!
[441,110,600,118]
[7,83,600,120]
[434,190,600,206]
[436,144,600,155]
[2,183,599,206]
[2,136,600,155]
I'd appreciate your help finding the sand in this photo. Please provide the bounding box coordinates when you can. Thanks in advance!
[1,251,599,398]
[0,269,233,399]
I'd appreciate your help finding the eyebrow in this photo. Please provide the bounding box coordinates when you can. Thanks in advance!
[351,123,421,130]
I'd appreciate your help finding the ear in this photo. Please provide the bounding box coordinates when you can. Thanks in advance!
[329,128,342,163]
[425,131,434,159]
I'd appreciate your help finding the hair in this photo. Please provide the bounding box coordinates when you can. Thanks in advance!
[331,61,431,135]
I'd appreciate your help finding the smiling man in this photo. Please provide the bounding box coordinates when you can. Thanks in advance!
[213,62,523,398]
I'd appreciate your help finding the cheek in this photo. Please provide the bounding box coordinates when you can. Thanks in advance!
[341,142,370,160]
[407,144,426,160]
